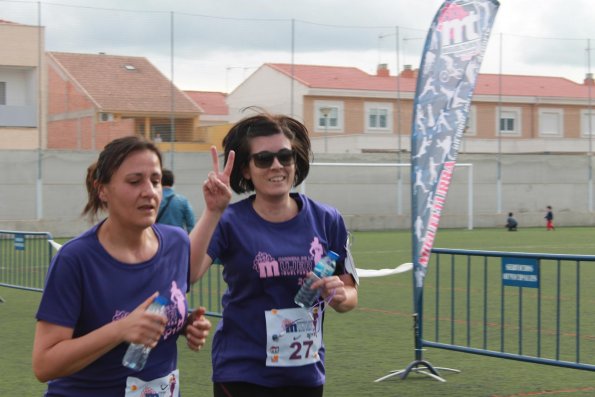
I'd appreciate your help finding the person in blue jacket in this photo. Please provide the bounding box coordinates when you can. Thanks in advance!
[157,168,196,232]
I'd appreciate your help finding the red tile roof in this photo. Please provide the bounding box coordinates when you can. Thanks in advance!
[474,74,592,98]
[48,51,201,114]
[267,63,416,92]
[267,63,593,99]
[185,91,228,115]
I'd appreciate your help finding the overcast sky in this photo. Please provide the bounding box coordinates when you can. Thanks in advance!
[3,0,595,92]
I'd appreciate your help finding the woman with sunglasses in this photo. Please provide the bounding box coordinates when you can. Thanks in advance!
[189,111,358,397]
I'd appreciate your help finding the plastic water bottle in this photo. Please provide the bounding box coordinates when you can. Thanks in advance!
[294,250,340,308]
[122,295,169,371]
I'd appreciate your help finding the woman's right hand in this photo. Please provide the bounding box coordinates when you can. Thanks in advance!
[33,292,166,382]
[120,292,167,348]
[202,146,235,214]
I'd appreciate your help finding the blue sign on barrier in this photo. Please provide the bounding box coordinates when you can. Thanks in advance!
[502,257,539,288]
[14,233,25,251]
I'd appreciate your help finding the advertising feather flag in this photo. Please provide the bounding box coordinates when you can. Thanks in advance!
[374,0,499,383]
[411,0,499,292]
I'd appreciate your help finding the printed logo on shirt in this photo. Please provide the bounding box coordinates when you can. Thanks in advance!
[113,280,186,341]
[252,237,323,279]
[163,280,187,340]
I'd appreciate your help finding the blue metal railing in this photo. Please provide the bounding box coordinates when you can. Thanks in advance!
[0,230,225,317]
[424,248,595,371]
[0,230,54,292]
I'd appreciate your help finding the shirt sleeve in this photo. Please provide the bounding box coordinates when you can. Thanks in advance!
[328,207,351,275]
[36,249,84,328]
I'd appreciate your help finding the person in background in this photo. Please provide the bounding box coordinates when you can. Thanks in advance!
[505,212,518,231]
[158,169,196,232]
[32,136,232,396]
[545,205,555,231]
[189,111,359,397]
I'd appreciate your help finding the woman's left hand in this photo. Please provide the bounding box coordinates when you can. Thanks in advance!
[184,307,212,352]
[311,273,358,313]
[311,275,347,304]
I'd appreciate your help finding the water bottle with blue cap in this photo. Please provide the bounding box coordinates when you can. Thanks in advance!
[294,250,339,308]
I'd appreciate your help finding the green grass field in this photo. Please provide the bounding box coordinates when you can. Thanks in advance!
[4,227,595,396]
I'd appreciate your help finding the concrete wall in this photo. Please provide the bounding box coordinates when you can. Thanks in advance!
[1,150,594,237]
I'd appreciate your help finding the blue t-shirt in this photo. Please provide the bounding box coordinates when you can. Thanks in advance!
[207,192,349,388]
[36,222,190,396]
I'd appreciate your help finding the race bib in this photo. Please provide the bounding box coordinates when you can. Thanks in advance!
[265,307,322,367]
[125,369,179,397]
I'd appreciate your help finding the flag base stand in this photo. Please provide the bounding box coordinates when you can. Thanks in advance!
[374,313,460,383]
[374,355,460,383]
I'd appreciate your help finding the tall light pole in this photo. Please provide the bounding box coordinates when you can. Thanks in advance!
[378,29,409,215]
[36,2,43,219]
[587,39,593,211]
[225,66,257,92]
[319,106,332,153]
[402,36,424,70]
[497,32,503,213]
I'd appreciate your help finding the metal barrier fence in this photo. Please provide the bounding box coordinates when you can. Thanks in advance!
[189,261,225,318]
[0,230,225,317]
[0,230,54,292]
[7,229,595,372]
[423,248,595,371]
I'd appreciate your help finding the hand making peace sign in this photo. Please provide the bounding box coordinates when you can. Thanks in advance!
[202,145,235,214]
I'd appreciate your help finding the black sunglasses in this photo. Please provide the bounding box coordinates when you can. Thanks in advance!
[250,149,296,169]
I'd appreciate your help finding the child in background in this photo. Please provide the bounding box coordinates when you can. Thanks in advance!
[506,212,518,231]
[545,205,555,231]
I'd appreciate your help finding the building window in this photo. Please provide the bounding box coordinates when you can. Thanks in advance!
[315,102,342,132]
[538,108,563,137]
[496,107,521,136]
[581,109,595,137]
[364,102,392,132]
[0,82,6,105]
[151,124,173,142]
[318,107,337,128]
[500,117,514,132]
[369,109,387,128]
[98,112,114,122]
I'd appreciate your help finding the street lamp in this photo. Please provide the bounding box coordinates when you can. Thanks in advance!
[319,106,333,153]
[225,65,256,93]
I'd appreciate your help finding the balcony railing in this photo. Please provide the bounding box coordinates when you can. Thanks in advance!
[0,105,37,127]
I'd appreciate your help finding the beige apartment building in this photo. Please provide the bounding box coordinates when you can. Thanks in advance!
[227,63,595,154]
[0,19,46,150]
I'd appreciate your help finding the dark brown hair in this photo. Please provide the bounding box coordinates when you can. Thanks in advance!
[161,169,174,187]
[222,111,312,194]
[82,136,162,221]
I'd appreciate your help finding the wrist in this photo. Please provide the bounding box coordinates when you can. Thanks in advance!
[181,314,193,337]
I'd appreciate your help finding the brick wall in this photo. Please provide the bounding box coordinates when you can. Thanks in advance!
[47,66,133,149]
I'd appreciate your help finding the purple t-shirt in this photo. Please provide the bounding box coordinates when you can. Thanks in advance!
[36,221,190,396]
[207,193,349,388]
